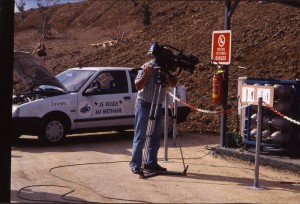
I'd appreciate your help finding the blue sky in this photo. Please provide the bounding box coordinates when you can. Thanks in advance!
[15,0,83,12]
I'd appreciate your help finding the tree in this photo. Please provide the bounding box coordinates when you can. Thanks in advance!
[141,0,151,25]
[36,0,61,39]
[15,0,26,12]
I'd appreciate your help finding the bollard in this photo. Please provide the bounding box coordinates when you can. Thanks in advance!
[254,97,262,188]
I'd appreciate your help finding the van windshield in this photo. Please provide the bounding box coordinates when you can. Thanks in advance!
[56,70,96,92]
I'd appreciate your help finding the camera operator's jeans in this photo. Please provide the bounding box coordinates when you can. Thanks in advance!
[130,99,162,169]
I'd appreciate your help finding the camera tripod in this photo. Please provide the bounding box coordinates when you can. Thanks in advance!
[139,68,188,179]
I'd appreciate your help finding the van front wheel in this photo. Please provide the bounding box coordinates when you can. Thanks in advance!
[39,117,66,145]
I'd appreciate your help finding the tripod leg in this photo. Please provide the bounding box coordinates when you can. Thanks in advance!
[141,83,164,173]
[172,86,178,147]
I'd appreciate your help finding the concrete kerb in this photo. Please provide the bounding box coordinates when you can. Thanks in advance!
[215,147,300,174]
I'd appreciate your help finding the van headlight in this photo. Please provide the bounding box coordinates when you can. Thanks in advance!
[12,106,20,118]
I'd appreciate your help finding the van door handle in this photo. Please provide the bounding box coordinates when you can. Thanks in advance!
[124,96,131,100]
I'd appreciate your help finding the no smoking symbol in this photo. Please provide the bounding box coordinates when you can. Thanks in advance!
[218,35,226,47]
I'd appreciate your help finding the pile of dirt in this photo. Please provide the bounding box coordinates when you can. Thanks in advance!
[13,0,300,133]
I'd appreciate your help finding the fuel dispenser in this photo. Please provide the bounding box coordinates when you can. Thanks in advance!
[238,77,300,150]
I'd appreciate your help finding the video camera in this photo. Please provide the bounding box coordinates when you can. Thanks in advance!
[148,42,199,75]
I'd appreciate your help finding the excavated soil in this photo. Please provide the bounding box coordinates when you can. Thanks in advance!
[13,0,300,133]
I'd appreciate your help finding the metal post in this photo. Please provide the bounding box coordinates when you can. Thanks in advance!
[0,0,14,202]
[164,89,169,161]
[172,86,178,146]
[246,106,252,141]
[254,97,262,188]
[220,0,231,147]
[224,0,231,30]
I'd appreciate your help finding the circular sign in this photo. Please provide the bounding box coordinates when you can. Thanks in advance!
[218,35,226,47]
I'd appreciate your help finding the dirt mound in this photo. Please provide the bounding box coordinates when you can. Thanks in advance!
[14,0,300,133]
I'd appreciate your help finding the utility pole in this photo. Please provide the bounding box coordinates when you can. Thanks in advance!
[220,0,238,147]
[0,0,14,202]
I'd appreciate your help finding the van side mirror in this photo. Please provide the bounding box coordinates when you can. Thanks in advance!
[83,87,99,96]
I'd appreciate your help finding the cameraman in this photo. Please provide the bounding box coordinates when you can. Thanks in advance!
[130,60,176,174]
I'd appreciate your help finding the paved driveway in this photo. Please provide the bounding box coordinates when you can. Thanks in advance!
[11,131,300,203]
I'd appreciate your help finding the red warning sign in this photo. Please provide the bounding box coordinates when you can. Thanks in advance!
[211,30,232,65]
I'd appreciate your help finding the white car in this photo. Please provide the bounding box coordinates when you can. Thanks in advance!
[12,51,190,145]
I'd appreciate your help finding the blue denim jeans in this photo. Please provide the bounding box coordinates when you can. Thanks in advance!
[130,99,162,169]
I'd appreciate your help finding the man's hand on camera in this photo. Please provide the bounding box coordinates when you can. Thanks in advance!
[143,62,153,76]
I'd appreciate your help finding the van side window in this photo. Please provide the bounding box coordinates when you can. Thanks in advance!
[94,70,128,94]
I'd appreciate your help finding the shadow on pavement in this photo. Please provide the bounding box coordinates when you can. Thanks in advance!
[11,186,87,203]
